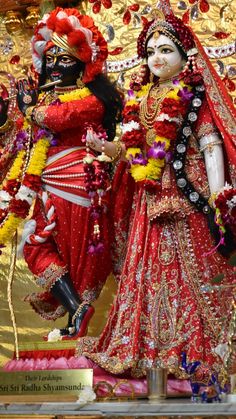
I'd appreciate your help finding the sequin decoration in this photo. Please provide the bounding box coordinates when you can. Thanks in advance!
[0,35,14,55]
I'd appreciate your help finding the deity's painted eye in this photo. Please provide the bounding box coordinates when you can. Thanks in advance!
[45,55,54,64]
[146,49,155,57]
[60,56,75,63]
[160,47,174,54]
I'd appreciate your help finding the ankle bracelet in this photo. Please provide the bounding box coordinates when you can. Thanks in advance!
[72,301,90,324]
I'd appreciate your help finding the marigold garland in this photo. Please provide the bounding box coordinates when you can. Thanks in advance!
[0,87,92,247]
[58,87,91,103]
[6,150,26,181]
[122,80,191,186]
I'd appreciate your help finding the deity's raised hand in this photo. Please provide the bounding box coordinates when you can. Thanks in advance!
[16,77,38,115]
[0,83,9,126]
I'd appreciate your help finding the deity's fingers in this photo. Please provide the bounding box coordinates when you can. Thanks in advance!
[23,78,31,91]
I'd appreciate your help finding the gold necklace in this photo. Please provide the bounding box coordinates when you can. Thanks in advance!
[139,85,170,129]
[139,84,170,145]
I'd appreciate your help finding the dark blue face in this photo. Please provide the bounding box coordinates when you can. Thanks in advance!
[45,46,84,86]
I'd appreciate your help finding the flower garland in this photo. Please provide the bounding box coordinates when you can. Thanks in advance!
[0,87,92,248]
[58,87,91,103]
[212,184,236,238]
[0,122,52,246]
[121,80,192,188]
[37,86,92,104]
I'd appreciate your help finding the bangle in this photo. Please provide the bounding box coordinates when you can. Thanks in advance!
[25,106,35,123]
[110,141,122,163]
[200,140,222,154]
[0,118,13,134]
[33,106,46,127]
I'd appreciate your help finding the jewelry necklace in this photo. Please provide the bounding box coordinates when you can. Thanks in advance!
[139,84,170,130]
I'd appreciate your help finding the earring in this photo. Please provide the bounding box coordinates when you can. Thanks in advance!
[150,73,154,83]
[76,73,85,89]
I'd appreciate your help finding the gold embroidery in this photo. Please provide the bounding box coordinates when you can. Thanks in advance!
[151,272,176,348]
[158,225,175,266]
[197,122,218,139]
[175,218,221,341]
[146,193,194,221]
[36,263,68,291]
[161,164,171,189]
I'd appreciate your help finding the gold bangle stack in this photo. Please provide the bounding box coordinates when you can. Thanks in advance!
[25,106,35,123]
[111,141,122,163]
[0,118,13,134]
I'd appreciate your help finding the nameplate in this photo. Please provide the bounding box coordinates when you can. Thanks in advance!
[0,369,93,396]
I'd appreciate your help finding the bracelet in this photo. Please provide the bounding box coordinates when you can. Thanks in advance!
[0,118,13,134]
[72,301,90,325]
[200,140,222,154]
[33,106,46,127]
[110,141,122,163]
[25,106,35,123]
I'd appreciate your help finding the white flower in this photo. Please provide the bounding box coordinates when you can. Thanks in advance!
[0,190,11,209]
[15,186,36,205]
[121,120,140,134]
[77,386,96,404]
[47,328,62,342]
[156,113,182,124]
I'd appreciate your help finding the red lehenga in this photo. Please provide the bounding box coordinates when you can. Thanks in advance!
[78,63,236,378]
[23,93,112,320]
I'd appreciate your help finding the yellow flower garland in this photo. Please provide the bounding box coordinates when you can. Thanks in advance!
[0,214,22,244]
[26,138,51,176]
[0,87,92,246]
[6,150,26,181]
[58,87,91,103]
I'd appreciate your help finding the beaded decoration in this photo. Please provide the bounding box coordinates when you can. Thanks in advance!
[83,127,111,254]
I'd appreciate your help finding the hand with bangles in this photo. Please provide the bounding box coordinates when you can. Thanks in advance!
[16,76,38,116]
[86,126,124,162]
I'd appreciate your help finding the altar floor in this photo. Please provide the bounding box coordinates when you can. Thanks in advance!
[0,399,236,418]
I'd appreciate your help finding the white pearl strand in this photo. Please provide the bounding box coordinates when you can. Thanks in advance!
[42,178,86,190]
[43,158,84,174]
[42,173,85,179]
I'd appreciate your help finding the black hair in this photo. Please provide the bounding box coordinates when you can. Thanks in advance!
[87,74,123,140]
[38,55,123,141]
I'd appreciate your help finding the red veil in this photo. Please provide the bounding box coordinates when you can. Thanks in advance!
[194,36,236,176]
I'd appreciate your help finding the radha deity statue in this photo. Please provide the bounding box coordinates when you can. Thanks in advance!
[79,1,236,378]
[0,7,122,340]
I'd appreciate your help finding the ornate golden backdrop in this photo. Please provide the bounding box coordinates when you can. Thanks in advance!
[0,0,235,367]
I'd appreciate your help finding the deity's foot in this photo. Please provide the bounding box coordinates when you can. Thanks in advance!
[44,304,94,341]
[62,303,94,340]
